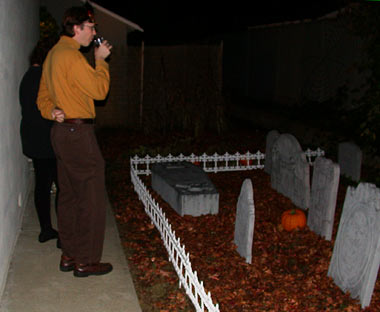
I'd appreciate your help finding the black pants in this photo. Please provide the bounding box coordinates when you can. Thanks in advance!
[32,158,58,231]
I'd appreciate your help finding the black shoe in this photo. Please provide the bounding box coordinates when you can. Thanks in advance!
[60,254,75,272]
[74,262,113,277]
[38,228,58,243]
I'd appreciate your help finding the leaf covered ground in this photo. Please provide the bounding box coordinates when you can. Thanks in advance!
[98,128,380,312]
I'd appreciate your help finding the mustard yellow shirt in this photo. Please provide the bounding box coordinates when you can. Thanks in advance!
[37,36,110,120]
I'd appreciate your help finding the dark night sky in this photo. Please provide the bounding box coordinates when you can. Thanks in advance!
[92,0,348,43]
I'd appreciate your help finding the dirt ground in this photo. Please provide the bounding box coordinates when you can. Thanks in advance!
[98,127,379,312]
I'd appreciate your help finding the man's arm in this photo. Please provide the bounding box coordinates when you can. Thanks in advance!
[37,73,65,122]
[69,41,112,100]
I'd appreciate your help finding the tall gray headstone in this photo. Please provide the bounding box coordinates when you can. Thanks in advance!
[271,133,310,210]
[264,130,280,174]
[151,162,219,217]
[328,183,380,309]
[307,157,340,240]
[234,179,255,264]
[338,141,362,182]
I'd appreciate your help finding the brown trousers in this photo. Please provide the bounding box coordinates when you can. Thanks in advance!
[51,123,106,264]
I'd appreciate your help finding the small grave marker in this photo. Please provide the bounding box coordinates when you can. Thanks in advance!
[234,179,255,264]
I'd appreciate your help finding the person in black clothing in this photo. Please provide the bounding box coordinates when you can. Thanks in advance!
[19,37,60,246]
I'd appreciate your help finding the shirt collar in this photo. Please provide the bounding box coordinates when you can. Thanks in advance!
[60,36,81,50]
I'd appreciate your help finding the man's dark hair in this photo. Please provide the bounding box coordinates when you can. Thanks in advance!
[29,36,58,66]
[61,6,94,37]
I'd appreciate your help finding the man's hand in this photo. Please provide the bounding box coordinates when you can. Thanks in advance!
[51,108,65,123]
[95,40,112,61]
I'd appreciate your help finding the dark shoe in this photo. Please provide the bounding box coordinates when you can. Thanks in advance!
[74,262,113,278]
[38,228,58,243]
[60,254,75,272]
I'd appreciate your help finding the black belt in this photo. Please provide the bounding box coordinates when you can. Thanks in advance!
[63,118,94,124]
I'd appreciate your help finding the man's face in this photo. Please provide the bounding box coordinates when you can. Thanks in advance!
[73,21,96,47]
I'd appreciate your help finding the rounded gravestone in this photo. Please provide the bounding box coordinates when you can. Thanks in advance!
[336,207,372,287]
[328,183,380,308]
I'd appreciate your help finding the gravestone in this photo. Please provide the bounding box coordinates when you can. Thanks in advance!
[264,130,280,174]
[328,183,380,309]
[307,157,340,240]
[234,179,255,264]
[151,161,219,217]
[271,133,310,210]
[338,141,362,182]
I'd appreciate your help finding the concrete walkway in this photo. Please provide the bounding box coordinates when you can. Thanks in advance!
[0,189,142,312]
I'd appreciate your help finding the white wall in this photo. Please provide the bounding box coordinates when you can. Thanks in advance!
[0,0,39,297]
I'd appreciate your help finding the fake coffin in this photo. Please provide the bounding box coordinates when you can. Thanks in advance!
[151,161,219,216]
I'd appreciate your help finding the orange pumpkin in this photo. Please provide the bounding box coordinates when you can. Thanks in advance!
[239,159,252,166]
[281,209,306,231]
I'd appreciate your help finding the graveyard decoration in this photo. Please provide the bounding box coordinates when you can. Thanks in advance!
[271,133,310,210]
[264,129,280,174]
[328,182,380,309]
[338,141,362,182]
[307,157,340,240]
[234,179,255,264]
[150,161,219,216]
[281,209,307,232]
[239,159,252,166]
[99,130,379,311]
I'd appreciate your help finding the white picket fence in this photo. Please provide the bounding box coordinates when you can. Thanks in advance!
[129,148,324,311]
[131,169,219,311]
[305,148,325,165]
[130,151,265,176]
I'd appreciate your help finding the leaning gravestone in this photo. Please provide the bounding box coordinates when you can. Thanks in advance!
[338,141,362,182]
[307,157,340,240]
[234,179,255,264]
[264,129,280,174]
[271,133,310,210]
[328,183,380,309]
[151,161,219,217]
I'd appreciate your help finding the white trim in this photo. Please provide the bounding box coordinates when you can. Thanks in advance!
[81,0,144,32]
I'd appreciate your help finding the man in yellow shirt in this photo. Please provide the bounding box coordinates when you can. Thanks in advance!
[37,6,113,277]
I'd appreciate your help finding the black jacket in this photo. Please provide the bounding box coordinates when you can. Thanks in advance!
[19,66,55,159]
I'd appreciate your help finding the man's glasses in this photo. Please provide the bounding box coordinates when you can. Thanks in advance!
[83,23,97,31]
